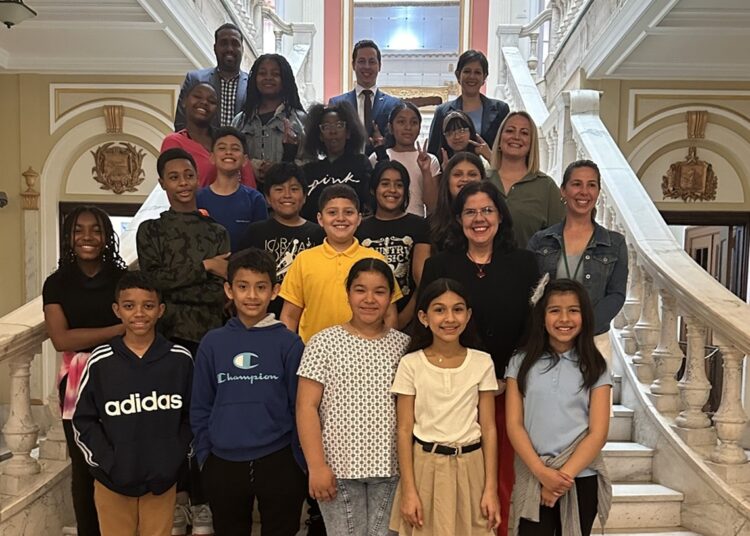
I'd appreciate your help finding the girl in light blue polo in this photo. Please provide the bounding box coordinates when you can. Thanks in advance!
[505,277,612,536]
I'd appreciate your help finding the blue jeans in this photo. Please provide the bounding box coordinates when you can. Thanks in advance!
[318,476,399,536]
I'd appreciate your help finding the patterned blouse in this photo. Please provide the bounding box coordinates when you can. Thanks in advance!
[297,325,410,479]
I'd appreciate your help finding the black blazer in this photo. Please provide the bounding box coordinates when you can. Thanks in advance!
[427,94,510,159]
[174,67,249,131]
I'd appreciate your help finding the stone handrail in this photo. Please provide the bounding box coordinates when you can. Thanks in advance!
[0,186,169,501]
[498,31,750,505]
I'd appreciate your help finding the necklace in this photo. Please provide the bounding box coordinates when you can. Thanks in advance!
[466,251,492,279]
[346,322,388,340]
[424,349,466,366]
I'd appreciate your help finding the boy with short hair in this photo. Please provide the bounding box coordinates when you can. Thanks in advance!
[279,184,401,343]
[191,248,306,535]
[136,147,226,535]
[197,126,268,250]
[237,162,325,317]
[73,271,193,536]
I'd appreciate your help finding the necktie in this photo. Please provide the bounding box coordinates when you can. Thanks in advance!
[362,89,373,134]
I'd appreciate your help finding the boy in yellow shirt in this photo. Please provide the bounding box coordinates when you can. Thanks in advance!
[279,184,400,342]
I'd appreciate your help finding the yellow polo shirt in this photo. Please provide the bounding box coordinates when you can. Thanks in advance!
[279,239,402,343]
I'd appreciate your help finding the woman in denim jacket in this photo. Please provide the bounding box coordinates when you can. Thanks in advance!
[527,160,628,335]
[233,53,306,182]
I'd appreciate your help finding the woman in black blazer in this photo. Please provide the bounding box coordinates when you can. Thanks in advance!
[427,49,510,159]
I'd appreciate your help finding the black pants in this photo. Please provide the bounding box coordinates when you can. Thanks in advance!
[60,378,101,536]
[518,475,599,536]
[172,337,207,505]
[201,447,306,536]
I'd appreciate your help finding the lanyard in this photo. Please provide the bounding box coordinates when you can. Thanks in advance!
[561,232,595,280]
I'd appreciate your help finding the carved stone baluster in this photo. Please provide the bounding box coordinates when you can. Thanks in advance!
[595,191,606,225]
[710,342,748,465]
[648,289,683,412]
[620,244,641,355]
[612,223,628,330]
[633,269,659,383]
[39,388,69,462]
[674,316,715,446]
[527,33,539,77]
[1,351,42,495]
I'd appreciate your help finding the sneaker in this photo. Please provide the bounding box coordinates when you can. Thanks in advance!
[172,502,191,536]
[305,514,327,536]
[191,503,214,536]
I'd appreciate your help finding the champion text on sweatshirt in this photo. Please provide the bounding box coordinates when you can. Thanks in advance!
[190,315,304,467]
[73,334,193,497]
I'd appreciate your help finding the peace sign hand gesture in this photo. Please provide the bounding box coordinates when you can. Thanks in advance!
[369,122,385,148]
[468,134,492,161]
[282,118,299,145]
[416,140,432,174]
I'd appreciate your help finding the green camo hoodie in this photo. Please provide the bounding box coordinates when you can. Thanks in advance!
[136,209,229,343]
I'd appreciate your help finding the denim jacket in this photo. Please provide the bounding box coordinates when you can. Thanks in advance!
[526,221,628,334]
[232,104,306,163]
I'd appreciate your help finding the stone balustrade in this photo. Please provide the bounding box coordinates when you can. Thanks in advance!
[498,27,750,487]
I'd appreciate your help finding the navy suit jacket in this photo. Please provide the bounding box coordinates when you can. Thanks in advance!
[329,89,401,153]
[427,94,510,159]
[174,67,249,131]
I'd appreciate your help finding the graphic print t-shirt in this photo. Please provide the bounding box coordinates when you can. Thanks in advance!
[356,214,430,310]
[301,154,372,221]
[238,218,325,316]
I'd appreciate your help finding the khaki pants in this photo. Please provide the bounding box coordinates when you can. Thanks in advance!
[94,480,176,536]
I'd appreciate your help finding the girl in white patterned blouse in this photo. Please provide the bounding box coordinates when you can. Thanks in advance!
[296,258,410,535]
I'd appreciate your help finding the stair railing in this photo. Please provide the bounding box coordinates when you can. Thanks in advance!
[497,32,750,477]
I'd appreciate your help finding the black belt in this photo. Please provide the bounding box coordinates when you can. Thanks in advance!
[414,437,482,456]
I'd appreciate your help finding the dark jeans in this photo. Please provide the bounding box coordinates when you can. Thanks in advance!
[172,337,207,505]
[201,447,306,536]
[60,377,101,536]
[518,475,599,536]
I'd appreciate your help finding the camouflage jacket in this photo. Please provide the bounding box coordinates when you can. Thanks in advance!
[136,209,229,343]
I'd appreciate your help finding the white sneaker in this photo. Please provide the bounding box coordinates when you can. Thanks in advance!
[172,502,191,536]
[191,503,214,536]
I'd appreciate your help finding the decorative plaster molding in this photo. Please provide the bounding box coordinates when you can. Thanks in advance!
[20,168,40,211]
[627,90,750,142]
[49,84,178,135]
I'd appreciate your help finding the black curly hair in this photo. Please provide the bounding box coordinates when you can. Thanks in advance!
[302,102,366,159]
[58,206,127,273]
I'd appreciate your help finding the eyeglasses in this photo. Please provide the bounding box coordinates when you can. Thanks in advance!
[320,121,347,133]
[461,206,497,219]
[445,127,470,137]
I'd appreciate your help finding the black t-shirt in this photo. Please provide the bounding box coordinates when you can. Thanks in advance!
[237,218,325,316]
[356,214,430,311]
[42,265,125,352]
[301,154,372,221]
[418,248,540,376]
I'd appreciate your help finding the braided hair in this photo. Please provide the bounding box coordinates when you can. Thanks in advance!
[58,206,127,272]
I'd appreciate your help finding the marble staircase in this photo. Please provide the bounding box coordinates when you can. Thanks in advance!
[600,380,702,535]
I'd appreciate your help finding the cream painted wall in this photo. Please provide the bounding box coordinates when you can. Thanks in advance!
[587,79,750,213]
[0,73,183,318]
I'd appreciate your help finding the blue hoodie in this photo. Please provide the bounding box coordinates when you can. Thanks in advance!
[191,315,304,468]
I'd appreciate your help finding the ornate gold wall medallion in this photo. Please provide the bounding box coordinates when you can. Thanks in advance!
[661,111,718,202]
[91,142,146,194]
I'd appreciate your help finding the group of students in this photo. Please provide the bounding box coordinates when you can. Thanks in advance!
[39,35,630,536]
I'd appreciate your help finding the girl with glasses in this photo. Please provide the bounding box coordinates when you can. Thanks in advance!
[300,102,373,220]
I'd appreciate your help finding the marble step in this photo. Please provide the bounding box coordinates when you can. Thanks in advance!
[603,530,703,535]
[613,374,622,405]
[597,483,684,529]
[608,405,634,442]
[603,441,654,482]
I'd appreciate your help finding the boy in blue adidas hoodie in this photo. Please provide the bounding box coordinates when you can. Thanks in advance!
[73,271,193,536]
[191,247,306,535]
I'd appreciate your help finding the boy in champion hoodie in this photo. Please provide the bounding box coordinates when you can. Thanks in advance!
[191,247,306,535]
[73,271,193,536]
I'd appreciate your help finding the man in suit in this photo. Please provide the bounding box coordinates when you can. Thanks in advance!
[174,23,249,131]
[329,39,401,154]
